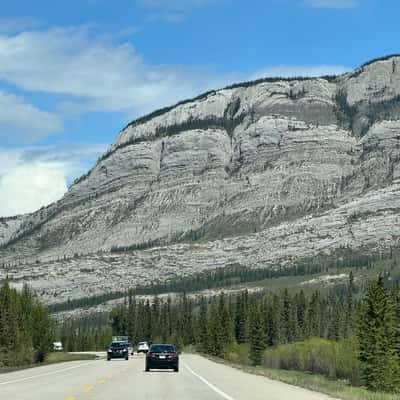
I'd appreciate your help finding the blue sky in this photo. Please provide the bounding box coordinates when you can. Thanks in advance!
[0,0,398,216]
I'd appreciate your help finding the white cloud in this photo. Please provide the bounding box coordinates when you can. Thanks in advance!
[0,144,107,217]
[0,27,229,116]
[0,162,67,217]
[0,91,62,143]
[250,64,349,80]
[304,0,357,8]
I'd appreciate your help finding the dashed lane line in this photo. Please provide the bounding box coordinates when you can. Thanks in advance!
[83,386,94,393]
[0,362,95,386]
[183,362,236,400]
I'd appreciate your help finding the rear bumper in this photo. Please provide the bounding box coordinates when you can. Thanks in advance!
[146,359,179,369]
[108,352,128,359]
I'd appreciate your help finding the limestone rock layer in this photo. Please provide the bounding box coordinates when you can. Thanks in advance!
[2,55,400,304]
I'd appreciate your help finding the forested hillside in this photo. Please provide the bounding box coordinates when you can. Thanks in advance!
[60,273,400,394]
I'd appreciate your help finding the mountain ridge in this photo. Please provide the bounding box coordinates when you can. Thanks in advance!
[2,54,400,304]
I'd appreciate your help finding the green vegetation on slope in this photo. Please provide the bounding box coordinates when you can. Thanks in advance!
[0,283,55,368]
[61,271,400,395]
[49,249,391,313]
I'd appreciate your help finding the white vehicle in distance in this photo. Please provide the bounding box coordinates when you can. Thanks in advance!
[137,341,149,354]
[53,342,63,352]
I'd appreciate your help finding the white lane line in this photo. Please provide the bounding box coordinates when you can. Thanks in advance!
[0,361,94,386]
[183,362,236,400]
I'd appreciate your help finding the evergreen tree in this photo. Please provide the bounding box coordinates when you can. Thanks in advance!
[109,304,128,335]
[345,271,355,338]
[358,277,400,392]
[249,299,265,366]
[217,292,234,350]
[234,291,248,343]
[0,283,54,366]
[295,290,307,340]
[197,297,210,353]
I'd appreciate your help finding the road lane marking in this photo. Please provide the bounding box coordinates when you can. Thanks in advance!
[183,362,236,400]
[98,379,105,384]
[0,362,95,386]
[108,374,113,379]
[66,397,75,400]
[83,386,94,393]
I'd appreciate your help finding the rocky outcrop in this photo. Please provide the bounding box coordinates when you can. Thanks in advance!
[0,215,25,246]
[1,55,400,304]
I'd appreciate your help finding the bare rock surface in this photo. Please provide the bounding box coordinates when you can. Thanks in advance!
[1,55,400,304]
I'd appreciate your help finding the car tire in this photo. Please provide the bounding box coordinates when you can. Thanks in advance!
[125,356,129,360]
[107,358,111,361]
[174,366,179,372]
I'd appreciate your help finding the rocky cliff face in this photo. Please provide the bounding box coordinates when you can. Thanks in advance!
[2,55,400,304]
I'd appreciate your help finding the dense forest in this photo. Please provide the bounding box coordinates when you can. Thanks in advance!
[2,256,400,393]
[60,272,400,394]
[0,283,55,367]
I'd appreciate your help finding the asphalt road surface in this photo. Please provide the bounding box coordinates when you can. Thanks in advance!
[0,353,338,400]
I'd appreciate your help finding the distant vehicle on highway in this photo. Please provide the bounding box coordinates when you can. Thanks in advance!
[137,341,150,353]
[53,341,63,352]
[107,341,129,361]
[145,344,179,372]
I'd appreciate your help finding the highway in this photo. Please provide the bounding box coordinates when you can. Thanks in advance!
[0,353,337,400]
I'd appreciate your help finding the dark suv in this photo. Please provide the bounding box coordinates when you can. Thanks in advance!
[107,342,129,361]
[145,344,179,372]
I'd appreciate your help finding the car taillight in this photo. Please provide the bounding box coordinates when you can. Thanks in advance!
[170,352,177,358]
[147,352,155,358]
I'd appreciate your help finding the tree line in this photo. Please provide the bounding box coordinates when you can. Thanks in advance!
[49,250,381,313]
[0,283,55,367]
[60,272,400,393]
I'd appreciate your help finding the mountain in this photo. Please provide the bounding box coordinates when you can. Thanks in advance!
[2,55,400,305]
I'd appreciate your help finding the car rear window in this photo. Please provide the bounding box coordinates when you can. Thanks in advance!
[150,344,176,352]
[111,342,127,349]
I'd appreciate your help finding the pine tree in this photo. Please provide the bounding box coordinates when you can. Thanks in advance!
[217,292,234,350]
[197,297,209,353]
[345,271,355,338]
[307,290,322,338]
[282,289,296,343]
[234,291,248,343]
[109,304,128,336]
[30,299,55,362]
[249,299,265,366]
[358,277,400,392]
[295,290,307,340]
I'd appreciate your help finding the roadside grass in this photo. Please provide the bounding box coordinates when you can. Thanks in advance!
[241,366,399,400]
[0,352,96,374]
[191,352,398,400]
[45,352,97,364]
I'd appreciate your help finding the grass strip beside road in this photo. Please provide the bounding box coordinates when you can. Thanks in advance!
[192,353,398,400]
[0,352,96,374]
[45,352,97,364]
